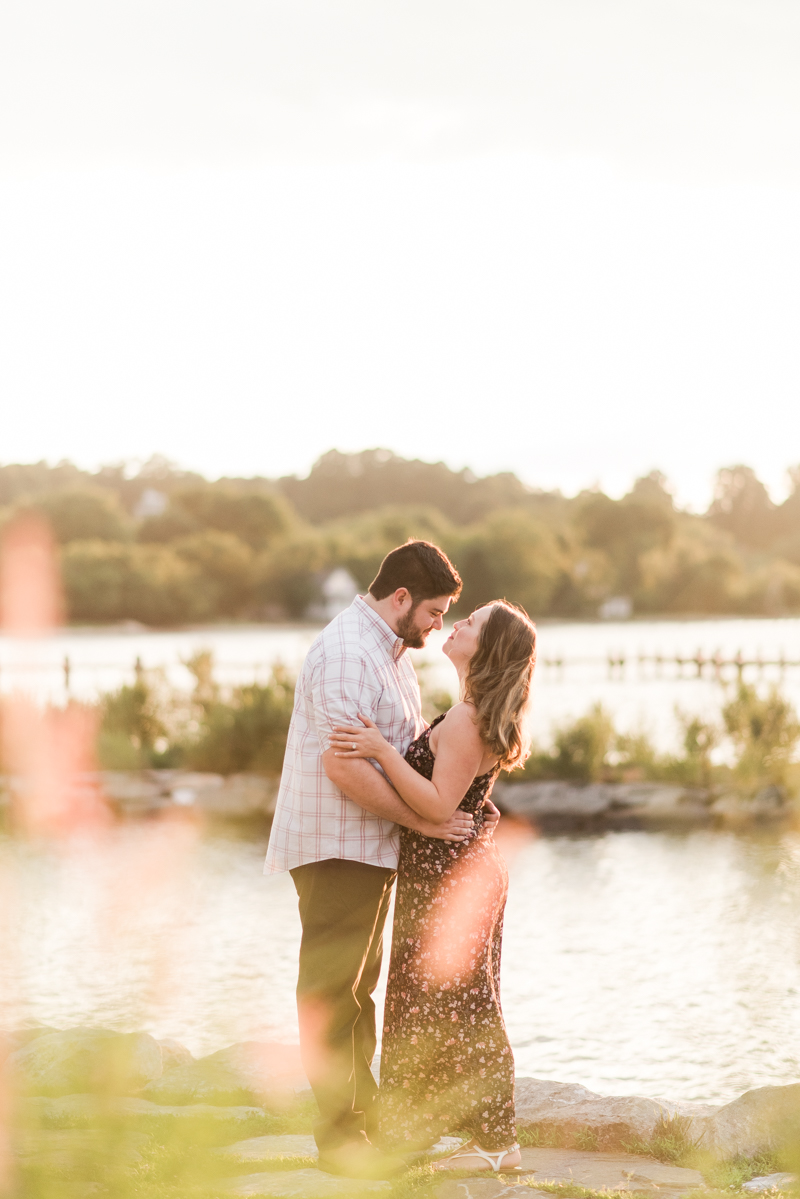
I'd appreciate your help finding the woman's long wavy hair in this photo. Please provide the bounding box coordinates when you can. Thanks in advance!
[462,600,537,771]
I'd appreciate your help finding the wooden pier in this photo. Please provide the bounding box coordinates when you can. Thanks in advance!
[541,651,800,681]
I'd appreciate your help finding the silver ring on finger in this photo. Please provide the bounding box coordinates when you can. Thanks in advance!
[352,743,357,751]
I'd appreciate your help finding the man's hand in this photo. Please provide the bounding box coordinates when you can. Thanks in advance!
[414,809,475,842]
[322,750,475,839]
[482,798,501,838]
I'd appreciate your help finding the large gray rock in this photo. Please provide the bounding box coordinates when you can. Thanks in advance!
[517,1146,705,1194]
[101,771,279,817]
[496,782,611,820]
[514,1077,712,1144]
[9,1028,162,1096]
[224,1169,390,1196]
[143,1041,308,1107]
[742,1175,798,1193]
[22,1094,267,1125]
[13,1128,150,1170]
[181,774,279,818]
[515,1077,600,1118]
[494,781,701,825]
[435,1183,545,1199]
[217,1135,318,1162]
[703,1083,800,1157]
[157,1038,194,1070]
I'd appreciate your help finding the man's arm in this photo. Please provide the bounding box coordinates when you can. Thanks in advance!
[322,751,474,843]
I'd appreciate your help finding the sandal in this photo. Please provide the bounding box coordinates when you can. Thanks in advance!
[432,1139,521,1173]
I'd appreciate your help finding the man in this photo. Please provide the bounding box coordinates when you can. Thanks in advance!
[264,540,499,1179]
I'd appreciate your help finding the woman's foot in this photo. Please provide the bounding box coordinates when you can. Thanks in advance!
[432,1139,521,1173]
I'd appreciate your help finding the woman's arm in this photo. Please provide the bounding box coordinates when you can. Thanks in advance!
[330,705,486,824]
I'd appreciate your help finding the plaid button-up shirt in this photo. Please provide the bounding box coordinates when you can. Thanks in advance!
[263,595,424,875]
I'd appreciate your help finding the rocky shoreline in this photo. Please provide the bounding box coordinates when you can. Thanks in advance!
[2,772,793,827]
[3,1026,799,1164]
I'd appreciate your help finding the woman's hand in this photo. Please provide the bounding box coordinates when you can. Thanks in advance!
[330,714,393,764]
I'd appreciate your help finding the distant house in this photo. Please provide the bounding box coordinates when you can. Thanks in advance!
[134,488,168,519]
[598,596,633,620]
[307,568,360,622]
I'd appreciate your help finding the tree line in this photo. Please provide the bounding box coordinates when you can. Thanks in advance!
[1,450,800,625]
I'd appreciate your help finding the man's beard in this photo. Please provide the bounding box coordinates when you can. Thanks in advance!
[396,605,431,649]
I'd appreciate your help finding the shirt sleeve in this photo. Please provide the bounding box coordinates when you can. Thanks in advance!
[309,649,381,753]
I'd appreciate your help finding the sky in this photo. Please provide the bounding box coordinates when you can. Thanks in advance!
[1,0,799,510]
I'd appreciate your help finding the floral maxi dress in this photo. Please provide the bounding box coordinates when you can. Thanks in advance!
[378,714,516,1151]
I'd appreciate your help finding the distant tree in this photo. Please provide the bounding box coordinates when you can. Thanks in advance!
[278,448,534,525]
[138,508,201,543]
[455,508,567,617]
[722,682,800,794]
[255,532,330,619]
[0,460,91,506]
[169,487,293,550]
[707,465,777,549]
[172,530,255,616]
[326,505,456,590]
[23,489,133,544]
[628,470,675,509]
[771,466,800,566]
[576,481,675,595]
[61,542,206,624]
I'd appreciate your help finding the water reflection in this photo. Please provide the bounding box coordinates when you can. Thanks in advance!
[1,827,799,1105]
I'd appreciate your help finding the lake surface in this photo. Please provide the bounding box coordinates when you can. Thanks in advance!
[2,824,799,1105]
[2,616,800,752]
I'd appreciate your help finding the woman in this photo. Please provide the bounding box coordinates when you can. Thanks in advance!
[330,600,536,1174]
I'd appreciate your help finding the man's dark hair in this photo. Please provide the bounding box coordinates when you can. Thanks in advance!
[369,540,462,603]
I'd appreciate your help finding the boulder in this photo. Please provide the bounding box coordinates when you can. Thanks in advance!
[13,1128,150,1170]
[157,1038,194,1069]
[742,1175,798,1193]
[22,1093,268,1125]
[515,1077,600,1117]
[102,773,165,812]
[100,771,279,817]
[514,1077,710,1144]
[493,781,704,826]
[185,775,279,818]
[703,1083,800,1158]
[9,1028,162,1096]
[143,1041,309,1107]
[435,1183,543,1199]
[496,782,611,821]
[606,784,688,813]
[224,1170,390,1196]
[217,1135,318,1162]
[517,1146,705,1194]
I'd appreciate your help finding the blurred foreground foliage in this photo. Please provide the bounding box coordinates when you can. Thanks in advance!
[4,451,800,624]
[10,1094,799,1199]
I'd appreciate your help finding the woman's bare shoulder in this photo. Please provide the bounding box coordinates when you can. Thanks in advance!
[438,702,483,743]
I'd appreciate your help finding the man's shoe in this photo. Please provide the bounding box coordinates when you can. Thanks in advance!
[317,1141,406,1180]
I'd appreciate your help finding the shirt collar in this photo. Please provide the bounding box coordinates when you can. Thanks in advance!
[353,594,408,661]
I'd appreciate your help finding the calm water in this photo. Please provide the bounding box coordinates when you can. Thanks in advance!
[2,616,800,751]
[2,825,799,1105]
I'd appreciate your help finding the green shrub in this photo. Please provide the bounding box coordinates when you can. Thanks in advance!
[186,670,295,776]
[550,703,617,781]
[97,677,177,769]
[95,657,295,776]
[722,682,800,795]
[662,710,720,788]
